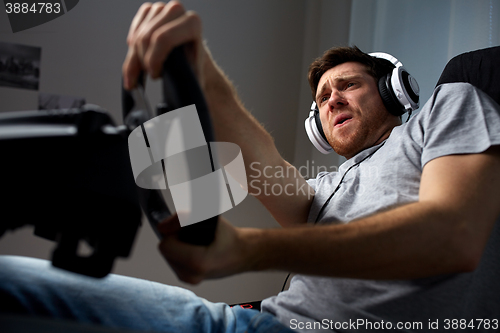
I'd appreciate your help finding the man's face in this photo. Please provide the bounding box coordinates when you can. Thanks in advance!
[315,61,400,159]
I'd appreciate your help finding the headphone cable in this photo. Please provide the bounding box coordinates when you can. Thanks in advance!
[279,142,386,293]
[315,142,385,223]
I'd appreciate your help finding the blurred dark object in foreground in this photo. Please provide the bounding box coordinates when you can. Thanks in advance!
[0,105,142,278]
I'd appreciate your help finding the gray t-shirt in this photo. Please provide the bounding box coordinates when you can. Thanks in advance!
[261,83,500,332]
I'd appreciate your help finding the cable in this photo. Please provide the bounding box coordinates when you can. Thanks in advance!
[281,273,291,292]
[315,142,385,223]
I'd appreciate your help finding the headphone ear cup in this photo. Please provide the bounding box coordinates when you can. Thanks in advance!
[370,52,420,113]
[400,71,420,107]
[314,109,328,143]
[378,74,405,117]
[304,106,333,154]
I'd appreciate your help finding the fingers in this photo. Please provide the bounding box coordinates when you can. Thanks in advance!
[123,2,155,89]
[157,214,181,236]
[133,2,185,70]
[126,2,153,46]
[158,235,207,284]
[145,11,202,78]
[122,47,142,90]
[123,1,203,89]
[157,213,208,284]
[157,217,248,284]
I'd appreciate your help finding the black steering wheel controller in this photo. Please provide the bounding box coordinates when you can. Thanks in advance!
[122,46,218,246]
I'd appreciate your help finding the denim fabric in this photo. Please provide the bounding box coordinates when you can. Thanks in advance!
[0,255,294,333]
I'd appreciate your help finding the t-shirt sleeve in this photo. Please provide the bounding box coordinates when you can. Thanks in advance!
[306,171,330,192]
[306,178,317,191]
[418,82,500,167]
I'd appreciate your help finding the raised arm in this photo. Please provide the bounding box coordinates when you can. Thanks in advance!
[159,146,500,284]
[122,1,313,227]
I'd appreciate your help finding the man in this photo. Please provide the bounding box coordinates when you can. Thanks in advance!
[2,2,500,332]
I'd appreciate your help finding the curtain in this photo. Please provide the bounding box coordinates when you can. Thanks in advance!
[349,0,500,105]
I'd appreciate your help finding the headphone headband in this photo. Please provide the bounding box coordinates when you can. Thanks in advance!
[369,52,402,67]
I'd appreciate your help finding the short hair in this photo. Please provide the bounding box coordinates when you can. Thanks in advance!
[308,46,395,100]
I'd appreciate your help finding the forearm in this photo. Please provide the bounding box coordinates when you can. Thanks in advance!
[244,148,500,279]
[202,51,282,176]
[243,201,484,280]
[201,50,313,226]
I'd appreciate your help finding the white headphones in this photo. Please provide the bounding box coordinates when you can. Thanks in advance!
[304,52,420,154]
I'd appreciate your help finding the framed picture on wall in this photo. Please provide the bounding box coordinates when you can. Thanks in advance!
[0,41,41,91]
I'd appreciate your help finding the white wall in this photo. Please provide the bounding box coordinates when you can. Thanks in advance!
[292,0,352,177]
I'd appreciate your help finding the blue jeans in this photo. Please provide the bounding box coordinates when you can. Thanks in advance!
[0,255,294,333]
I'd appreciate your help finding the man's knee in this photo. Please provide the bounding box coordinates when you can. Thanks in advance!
[0,255,51,282]
[0,255,51,313]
